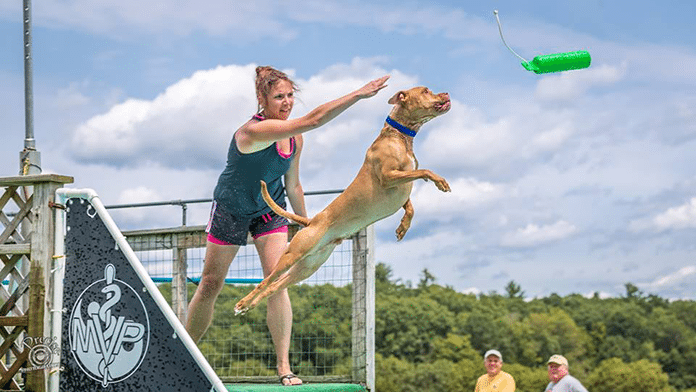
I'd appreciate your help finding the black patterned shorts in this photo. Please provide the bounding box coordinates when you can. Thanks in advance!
[206,200,289,246]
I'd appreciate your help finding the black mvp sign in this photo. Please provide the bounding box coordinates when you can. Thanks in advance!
[60,196,223,391]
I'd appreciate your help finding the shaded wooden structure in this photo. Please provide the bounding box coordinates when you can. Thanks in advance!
[0,175,73,391]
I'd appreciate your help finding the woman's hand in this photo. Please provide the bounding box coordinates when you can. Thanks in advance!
[355,75,390,99]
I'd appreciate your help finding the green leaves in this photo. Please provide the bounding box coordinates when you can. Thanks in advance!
[587,358,673,392]
[161,273,696,391]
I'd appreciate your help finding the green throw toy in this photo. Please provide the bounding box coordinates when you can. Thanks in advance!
[494,10,591,74]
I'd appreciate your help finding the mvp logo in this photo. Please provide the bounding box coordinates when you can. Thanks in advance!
[69,264,150,387]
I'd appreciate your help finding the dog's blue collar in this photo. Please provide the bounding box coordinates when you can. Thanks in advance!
[385,116,417,137]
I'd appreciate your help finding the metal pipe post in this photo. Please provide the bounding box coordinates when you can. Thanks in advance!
[21,0,41,176]
[24,0,34,150]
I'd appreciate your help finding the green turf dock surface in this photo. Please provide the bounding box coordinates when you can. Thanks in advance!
[225,383,366,392]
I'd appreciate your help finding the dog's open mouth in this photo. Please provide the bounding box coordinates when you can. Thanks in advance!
[436,100,451,112]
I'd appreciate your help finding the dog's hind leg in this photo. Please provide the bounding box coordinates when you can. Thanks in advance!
[395,198,414,241]
[234,226,327,314]
[246,244,336,310]
[235,254,293,314]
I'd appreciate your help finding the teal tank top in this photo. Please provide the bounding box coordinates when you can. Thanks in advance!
[213,116,296,218]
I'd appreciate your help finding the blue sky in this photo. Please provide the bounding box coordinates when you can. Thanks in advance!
[2,0,696,299]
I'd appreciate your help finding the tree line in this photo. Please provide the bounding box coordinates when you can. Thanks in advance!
[168,263,696,392]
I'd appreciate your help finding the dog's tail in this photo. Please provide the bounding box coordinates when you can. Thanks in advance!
[260,180,311,227]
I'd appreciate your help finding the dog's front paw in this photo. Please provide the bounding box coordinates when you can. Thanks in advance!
[396,223,410,241]
[234,301,249,316]
[433,176,451,192]
[395,228,406,241]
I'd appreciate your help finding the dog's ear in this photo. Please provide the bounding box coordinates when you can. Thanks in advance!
[388,91,406,105]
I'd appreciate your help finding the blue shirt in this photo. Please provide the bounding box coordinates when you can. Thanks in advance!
[545,375,588,392]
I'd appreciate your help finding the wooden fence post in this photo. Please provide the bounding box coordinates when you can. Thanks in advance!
[0,174,73,392]
[351,225,375,391]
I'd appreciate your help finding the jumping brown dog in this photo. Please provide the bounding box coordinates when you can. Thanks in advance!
[235,86,451,314]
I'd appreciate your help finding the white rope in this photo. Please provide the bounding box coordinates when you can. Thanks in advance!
[493,10,529,64]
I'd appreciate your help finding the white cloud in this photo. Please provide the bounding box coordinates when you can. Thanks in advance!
[619,43,696,86]
[532,123,574,151]
[535,63,626,102]
[1,0,294,40]
[54,82,91,110]
[583,291,613,299]
[70,63,258,168]
[287,1,491,43]
[630,198,696,233]
[642,265,696,290]
[59,162,220,230]
[376,229,477,286]
[460,287,481,295]
[109,186,165,227]
[0,0,489,44]
[117,186,163,204]
[500,220,577,248]
[410,177,504,219]
[653,198,696,231]
[421,104,517,168]
[421,101,578,172]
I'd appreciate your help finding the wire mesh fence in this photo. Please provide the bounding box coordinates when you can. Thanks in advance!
[122,224,370,384]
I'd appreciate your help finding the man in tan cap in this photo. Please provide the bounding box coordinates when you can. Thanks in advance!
[545,355,588,392]
[474,349,516,392]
